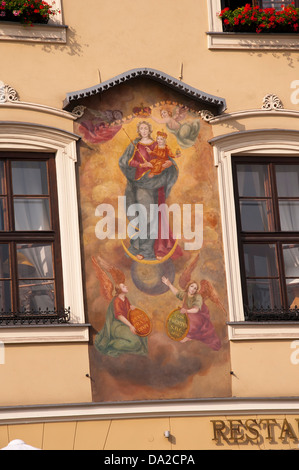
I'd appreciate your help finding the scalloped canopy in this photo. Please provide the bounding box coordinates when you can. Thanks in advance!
[63,68,226,115]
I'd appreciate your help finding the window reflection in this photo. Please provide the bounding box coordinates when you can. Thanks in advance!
[18,280,55,312]
[14,199,51,231]
[240,201,273,231]
[246,279,281,309]
[11,161,48,196]
[17,244,54,279]
[0,198,7,231]
[244,244,278,278]
[0,161,5,195]
[236,164,269,198]
[0,281,11,312]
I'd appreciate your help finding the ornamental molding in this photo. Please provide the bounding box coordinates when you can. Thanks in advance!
[200,109,215,122]
[262,94,284,110]
[0,83,19,103]
[71,105,86,119]
[63,68,227,114]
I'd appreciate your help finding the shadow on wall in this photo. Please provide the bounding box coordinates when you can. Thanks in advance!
[41,26,89,57]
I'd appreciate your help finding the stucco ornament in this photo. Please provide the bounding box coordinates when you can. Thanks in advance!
[0,82,19,103]
[200,109,215,122]
[262,94,283,110]
[71,105,86,119]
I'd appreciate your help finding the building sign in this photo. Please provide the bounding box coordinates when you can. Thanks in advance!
[211,418,299,446]
[74,74,231,402]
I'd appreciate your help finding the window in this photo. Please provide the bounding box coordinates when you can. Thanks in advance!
[233,158,299,320]
[221,0,299,8]
[0,153,64,320]
[0,0,66,44]
[207,0,299,49]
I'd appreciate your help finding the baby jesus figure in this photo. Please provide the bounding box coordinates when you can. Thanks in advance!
[146,130,181,178]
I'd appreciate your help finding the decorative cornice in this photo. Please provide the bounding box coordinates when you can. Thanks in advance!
[63,68,227,114]
[262,94,284,110]
[0,100,77,120]
[0,83,19,103]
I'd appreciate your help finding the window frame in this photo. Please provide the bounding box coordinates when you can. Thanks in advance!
[0,152,64,316]
[210,128,299,340]
[207,0,299,50]
[0,122,88,344]
[232,156,299,320]
[0,0,67,44]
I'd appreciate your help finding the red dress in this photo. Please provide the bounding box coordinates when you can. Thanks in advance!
[128,142,157,180]
[113,296,131,319]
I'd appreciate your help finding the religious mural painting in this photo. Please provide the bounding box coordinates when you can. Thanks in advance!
[74,76,231,402]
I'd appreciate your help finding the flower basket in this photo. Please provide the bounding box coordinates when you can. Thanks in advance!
[219,2,299,34]
[0,0,59,25]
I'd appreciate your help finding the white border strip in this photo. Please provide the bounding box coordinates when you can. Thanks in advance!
[1,398,299,424]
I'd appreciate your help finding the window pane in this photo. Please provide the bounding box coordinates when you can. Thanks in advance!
[0,161,5,194]
[14,199,51,231]
[246,279,281,309]
[276,165,299,197]
[282,244,299,278]
[18,280,55,312]
[240,200,273,231]
[279,201,299,231]
[262,1,294,8]
[236,164,269,197]
[0,198,7,231]
[17,244,54,279]
[0,281,11,312]
[11,161,48,195]
[0,244,10,278]
[244,244,278,277]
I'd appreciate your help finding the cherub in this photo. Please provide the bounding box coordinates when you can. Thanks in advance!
[151,106,200,149]
[151,106,188,131]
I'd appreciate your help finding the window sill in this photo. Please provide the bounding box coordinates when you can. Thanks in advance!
[0,21,67,43]
[228,321,299,340]
[0,323,90,344]
[207,31,299,50]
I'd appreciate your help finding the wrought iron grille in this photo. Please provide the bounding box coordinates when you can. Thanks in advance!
[0,307,71,325]
[244,305,299,322]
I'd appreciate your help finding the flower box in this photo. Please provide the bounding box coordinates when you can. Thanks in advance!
[219,2,299,34]
[0,0,59,25]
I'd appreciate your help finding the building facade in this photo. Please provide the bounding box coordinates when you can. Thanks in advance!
[1,0,299,450]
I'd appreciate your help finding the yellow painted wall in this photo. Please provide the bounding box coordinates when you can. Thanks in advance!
[0,0,297,114]
[0,344,92,406]
[1,0,299,420]
[1,415,299,450]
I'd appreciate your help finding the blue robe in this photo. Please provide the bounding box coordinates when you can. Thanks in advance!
[119,139,179,260]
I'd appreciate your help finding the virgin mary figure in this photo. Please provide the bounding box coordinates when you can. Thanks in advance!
[119,121,182,261]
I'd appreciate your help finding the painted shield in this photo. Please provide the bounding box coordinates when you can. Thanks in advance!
[128,308,152,337]
[166,308,189,341]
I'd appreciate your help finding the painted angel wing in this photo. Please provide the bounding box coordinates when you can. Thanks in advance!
[94,255,126,285]
[91,256,114,301]
[178,253,200,290]
[199,279,227,315]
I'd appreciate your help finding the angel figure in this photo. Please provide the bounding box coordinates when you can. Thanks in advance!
[151,106,201,149]
[162,254,225,350]
[92,255,148,357]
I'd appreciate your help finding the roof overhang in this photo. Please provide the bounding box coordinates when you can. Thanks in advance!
[63,68,226,115]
